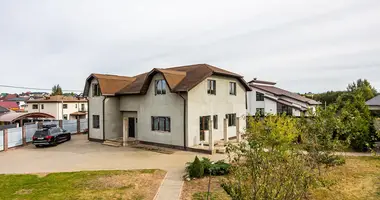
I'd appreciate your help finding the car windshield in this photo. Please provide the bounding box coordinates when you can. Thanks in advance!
[34,130,49,137]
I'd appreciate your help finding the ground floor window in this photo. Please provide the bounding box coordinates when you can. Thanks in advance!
[63,114,68,120]
[256,108,265,116]
[226,113,236,126]
[277,103,293,116]
[93,115,100,129]
[151,116,170,132]
[213,115,218,129]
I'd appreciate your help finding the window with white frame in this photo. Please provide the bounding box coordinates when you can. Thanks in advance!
[229,82,236,95]
[256,92,264,101]
[155,80,167,95]
[32,104,38,109]
[92,83,101,96]
[207,80,216,95]
[226,113,236,127]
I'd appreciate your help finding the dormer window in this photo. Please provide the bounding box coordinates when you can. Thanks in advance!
[92,84,101,96]
[207,80,216,95]
[155,80,166,95]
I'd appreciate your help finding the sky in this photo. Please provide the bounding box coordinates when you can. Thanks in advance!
[0,0,379,94]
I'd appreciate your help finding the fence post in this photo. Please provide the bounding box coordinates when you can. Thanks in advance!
[77,119,80,134]
[3,129,8,151]
[22,125,26,145]
[59,120,63,128]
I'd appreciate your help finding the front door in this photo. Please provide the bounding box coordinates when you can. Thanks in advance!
[128,117,135,138]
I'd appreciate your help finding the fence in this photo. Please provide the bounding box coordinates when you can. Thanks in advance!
[0,119,88,152]
[375,119,380,131]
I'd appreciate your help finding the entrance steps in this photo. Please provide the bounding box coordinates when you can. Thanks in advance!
[103,138,123,147]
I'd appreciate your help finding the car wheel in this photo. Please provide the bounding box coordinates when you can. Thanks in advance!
[67,134,71,141]
[51,138,58,146]
[35,145,41,148]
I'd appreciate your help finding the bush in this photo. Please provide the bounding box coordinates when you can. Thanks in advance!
[186,157,230,178]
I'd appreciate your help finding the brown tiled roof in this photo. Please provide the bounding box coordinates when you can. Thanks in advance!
[116,64,251,95]
[251,84,321,105]
[248,79,277,85]
[27,95,87,103]
[92,74,135,95]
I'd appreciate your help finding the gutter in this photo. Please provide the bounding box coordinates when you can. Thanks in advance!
[87,99,90,140]
[177,92,187,150]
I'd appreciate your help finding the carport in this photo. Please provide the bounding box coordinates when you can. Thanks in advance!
[0,112,55,128]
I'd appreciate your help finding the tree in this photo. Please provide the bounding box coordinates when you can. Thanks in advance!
[51,84,63,95]
[347,79,377,101]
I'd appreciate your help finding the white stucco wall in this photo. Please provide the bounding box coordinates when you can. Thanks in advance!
[247,87,277,116]
[187,75,247,147]
[264,98,277,115]
[120,74,185,147]
[27,101,87,120]
[88,79,105,140]
[104,97,123,140]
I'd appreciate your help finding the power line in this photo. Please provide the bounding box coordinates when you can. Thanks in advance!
[0,84,82,92]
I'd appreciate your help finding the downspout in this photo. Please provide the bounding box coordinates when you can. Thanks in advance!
[177,92,187,150]
[102,96,107,141]
[87,99,90,140]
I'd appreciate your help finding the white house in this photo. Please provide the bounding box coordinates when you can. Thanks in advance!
[247,79,321,116]
[366,95,380,115]
[83,64,251,149]
[26,95,88,120]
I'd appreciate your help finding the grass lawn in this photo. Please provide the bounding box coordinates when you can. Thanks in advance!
[0,169,166,200]
[180,156,380,200]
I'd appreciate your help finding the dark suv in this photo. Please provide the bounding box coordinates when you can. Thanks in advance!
[32,125,71,147]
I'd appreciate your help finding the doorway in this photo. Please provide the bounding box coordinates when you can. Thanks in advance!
[128,117,135,138]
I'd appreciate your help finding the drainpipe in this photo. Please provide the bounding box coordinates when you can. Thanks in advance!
[177,92,187,150]
[87,99,90,140]
[102,96,107,141]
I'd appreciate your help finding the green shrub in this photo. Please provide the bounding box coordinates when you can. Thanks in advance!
[209,160,230,176]
[187,156,204,178]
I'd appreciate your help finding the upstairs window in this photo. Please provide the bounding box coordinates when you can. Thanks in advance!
[63,104,68,109]
[155,80,167,95]
[229,82,236,95]
[256,92,264,101]
[32,104,38,109]
[207,80,216,95]
[226,113,236,127]
[151,116,170,132]
[41,104,44,109]
[92,83,101,96]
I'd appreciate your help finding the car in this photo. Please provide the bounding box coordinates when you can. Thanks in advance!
[32,124,71,147]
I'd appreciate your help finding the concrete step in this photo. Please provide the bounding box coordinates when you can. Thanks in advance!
[103,140,122,147]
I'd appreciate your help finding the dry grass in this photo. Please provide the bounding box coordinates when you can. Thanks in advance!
[0,169,166,200]
[180,157,380,200]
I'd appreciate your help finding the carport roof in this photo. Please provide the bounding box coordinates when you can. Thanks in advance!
[0,112,55,122]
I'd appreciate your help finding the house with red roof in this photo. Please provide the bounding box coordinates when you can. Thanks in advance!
[0,101,19,111]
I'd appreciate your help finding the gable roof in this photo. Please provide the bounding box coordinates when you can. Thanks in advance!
[251,84,321,105]
[366,95,380,106]
[84,64,251,96]
[0,106,9,113]
[26,95,87,103]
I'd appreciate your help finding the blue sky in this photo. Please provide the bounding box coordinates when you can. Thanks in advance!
[0,0,379,94]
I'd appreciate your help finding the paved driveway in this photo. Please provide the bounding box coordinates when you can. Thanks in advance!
[0,134,226,175]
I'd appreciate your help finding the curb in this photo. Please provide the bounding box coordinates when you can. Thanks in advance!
[153,171,168,200]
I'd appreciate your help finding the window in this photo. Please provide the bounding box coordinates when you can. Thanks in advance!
[63,114,68,120]
[155,80,167,95]
[207,80,216,95]
[277,103,293,116]
[32,104,38,109]
[256,108,265,116]
[256,92,264,101]
[200,116,210,131]
[229,82,236,95]
[81,104,85,111]
[92,83,101,96]
[75,104,77,108]
[93,115,100,129]
[213,115,218,129]
[151,116,170,132]
[226,113,236,127]
[63,104,68,109]
[41,104,44,109]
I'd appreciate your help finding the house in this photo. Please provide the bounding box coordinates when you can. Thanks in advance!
[366,95,380,115]
[247,79,321,116]
[83,64,251,149]
[0,101,19,111]
[26,95,88,120]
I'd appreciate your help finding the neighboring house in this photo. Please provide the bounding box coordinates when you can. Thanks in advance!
[0,106,10,115]
[366,95,380,115]
[83,64,251,149]
[247,79,321,116]
[26,95,88,120]
[6,97,28,111]
[0,101,19,111]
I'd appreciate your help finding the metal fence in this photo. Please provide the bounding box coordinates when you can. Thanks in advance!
[0,130,3,151]
[25,124,38,142]
[63,120,77,134]
[7,127,23,148]
[80,118,88,132]
[43,121,59,126]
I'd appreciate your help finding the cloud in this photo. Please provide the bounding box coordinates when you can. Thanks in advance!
[0,0,379,94]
